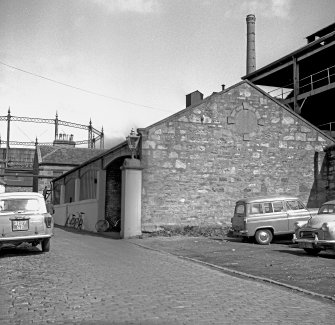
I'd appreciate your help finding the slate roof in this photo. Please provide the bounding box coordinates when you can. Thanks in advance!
[36,145,106,166]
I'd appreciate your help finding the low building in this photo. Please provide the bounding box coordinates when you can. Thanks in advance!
[33,145,106,198]
[0,148,35,192]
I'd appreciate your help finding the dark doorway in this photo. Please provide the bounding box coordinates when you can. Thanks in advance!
[104,157,126,232]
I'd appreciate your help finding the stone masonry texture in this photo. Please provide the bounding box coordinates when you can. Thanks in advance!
[139,81,334,230]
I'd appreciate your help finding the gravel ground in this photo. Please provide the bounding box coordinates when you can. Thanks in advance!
[129,234,335,302]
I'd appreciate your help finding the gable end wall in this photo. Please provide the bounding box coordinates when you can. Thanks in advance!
[140,82,334,229]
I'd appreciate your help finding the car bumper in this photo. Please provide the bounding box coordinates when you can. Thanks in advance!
[0,233,53,243]
[293,233,335,247]
[229,229,249,237]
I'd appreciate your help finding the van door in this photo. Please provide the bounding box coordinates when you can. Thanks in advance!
[286,200,311,232]
[262,201,288,234]
[232,202,246,232]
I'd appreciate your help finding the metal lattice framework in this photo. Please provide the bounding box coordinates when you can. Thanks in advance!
[0,109,104,149]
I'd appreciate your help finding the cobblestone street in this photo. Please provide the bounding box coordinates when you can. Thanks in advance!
[1,228,334,324]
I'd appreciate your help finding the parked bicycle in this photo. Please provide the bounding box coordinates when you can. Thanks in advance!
[95,218,120,232]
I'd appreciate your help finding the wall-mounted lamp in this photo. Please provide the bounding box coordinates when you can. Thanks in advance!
[126,129,140,159]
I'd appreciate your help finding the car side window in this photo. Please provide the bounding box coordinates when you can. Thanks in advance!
[264,202,273,213]
[272,201,284,212]
[287,200,305,210]
[250,203,263,214]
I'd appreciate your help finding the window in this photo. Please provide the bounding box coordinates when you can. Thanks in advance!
[264,202,273,213]
[250,203,263,214]
[273,201,284,212]
[319,204,335,214]
[53,181,61,205]
[287,200,305,211]
[0,199,39,212]
[64,175,75,204]
[80,169,97,201]
[235,204,245,215]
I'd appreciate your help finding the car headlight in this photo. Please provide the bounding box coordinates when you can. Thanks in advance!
[321,222,329,231]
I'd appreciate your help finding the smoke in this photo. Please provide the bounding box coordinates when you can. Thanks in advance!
[103,135,128,149]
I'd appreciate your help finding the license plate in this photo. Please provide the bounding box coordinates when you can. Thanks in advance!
[300,242,313,249]
[12,220,29,231]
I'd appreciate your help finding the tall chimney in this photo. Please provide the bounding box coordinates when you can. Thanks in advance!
[246,14,256,75]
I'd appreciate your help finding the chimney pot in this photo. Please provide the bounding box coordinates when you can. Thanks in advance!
[222,84,225,91]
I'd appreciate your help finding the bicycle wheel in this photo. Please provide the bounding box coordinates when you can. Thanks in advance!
[65,216,71,227]
[69,216,76,227]
[77,218,83,230]
[95,220,109,232]
[74,218,80,229]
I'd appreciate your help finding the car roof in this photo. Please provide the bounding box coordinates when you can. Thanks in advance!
[236,195,300,204]
[322,200,335,205]
[0,192,44,199]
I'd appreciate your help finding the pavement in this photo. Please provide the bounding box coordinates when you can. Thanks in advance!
[60,226,335,301]
[127,233,335,302]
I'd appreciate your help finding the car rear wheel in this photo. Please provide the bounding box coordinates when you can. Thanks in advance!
[255,229,273,245]
[41,238,50,252]
[303,248,321,255]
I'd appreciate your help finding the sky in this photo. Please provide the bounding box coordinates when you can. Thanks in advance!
[0,0,335,148]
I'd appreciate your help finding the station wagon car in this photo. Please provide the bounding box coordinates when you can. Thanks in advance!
[0,192,54,252]
[231,195,316,245]
[293,200,335,255]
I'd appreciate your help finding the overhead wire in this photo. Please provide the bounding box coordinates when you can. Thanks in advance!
[0,60,171,113]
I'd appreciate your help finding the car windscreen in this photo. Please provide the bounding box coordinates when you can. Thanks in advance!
[0,198,40,213]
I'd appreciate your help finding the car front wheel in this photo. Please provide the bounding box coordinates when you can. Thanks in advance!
[255,229,273,245]
[41,238,51,252]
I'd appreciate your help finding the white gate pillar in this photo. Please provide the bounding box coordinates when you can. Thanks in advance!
[120,158,142,239]
[74,178,80,202]
[60,184,65,204]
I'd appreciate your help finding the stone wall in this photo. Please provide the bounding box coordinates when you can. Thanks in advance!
[139,81,334,229]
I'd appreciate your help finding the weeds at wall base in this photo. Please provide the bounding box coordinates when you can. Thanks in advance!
[141,225,230,238]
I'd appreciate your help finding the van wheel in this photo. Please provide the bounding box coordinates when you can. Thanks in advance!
[255,229,273,245]
[303,248,321,255]
[41,238,50,252]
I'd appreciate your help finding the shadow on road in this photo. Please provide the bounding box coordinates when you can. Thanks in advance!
[224,234,293,246]
[277,248,335,259]
[0,245,42,258]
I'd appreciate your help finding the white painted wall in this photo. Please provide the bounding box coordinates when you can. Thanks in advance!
[53,199,99,232]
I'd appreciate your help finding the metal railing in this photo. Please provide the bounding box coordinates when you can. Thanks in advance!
[318,121,335,134]
[266,64,335,100]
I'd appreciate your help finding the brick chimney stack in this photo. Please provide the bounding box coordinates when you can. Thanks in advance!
[246,14,256,74]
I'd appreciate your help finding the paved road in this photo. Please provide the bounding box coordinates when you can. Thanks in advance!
[0,228,334,325]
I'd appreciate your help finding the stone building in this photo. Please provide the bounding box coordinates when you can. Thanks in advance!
[139,80,333,229]
[51,80,335,236]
